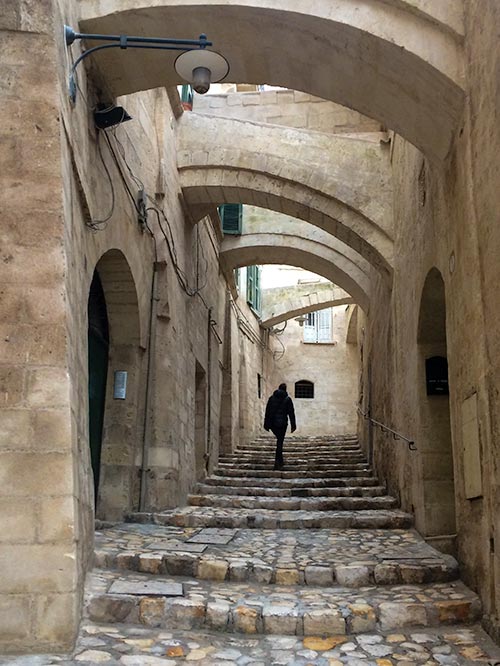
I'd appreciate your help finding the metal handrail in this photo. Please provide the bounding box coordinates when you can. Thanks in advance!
[357,406,416,451]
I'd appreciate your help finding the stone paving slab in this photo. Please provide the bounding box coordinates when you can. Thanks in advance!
[85,569,481,636]
[95,524,458,587]
[127,507,414,530]
[109,581,184,597]
[4,623,499,665]
[187,528,239,545]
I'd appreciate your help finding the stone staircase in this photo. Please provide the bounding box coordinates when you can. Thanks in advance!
[82,434,485,649]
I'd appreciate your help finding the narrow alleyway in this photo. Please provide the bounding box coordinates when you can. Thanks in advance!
[6,437,500,665]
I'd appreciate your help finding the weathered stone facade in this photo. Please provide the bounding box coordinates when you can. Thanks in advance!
[1,0,500,655]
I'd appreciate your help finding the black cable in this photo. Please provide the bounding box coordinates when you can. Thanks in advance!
[102,131,142,215]
[86,129,115,231]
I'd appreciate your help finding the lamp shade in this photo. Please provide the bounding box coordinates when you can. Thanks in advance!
[175,49,230,85]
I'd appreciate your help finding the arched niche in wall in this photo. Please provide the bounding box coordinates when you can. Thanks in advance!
[88,248,143,521]
[417,267,456,545]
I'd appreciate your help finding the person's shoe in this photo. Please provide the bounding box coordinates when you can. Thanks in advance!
[274,463,284,471]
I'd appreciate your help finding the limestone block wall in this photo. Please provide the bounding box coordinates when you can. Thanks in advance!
[0,2,81,652]
[361,0,500,641]
[193,89,383,135]
[0,0,233,652]
[222,293,274,452]
[267,305,359,436]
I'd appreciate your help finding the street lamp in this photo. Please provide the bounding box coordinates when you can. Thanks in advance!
[64,25,230,103]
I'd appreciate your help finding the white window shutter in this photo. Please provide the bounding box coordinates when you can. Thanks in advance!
[317,309,332,342]
[303,320,316,342]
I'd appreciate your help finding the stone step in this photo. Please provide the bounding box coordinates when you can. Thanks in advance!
[236,444,363,453]
[85,569,480,636]
[195,483,387,498]
[212,468,374,479]
[187,494,398,512]
[94,524,459,588]
[203,475,381,489]
[127,507,414,530]
[220,454,368,463]
[252,431,359,444]
[217,462,370,471]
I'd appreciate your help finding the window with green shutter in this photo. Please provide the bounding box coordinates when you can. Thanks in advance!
[181,84,193,109]
[247,265,261,314]
[219,204,243,235]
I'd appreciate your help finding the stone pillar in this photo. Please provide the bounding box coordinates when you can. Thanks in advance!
[0,1,81,652]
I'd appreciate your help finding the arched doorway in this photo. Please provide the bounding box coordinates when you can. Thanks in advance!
[87,271,110,504]
[417,268,456,543]
[87,249,143,520]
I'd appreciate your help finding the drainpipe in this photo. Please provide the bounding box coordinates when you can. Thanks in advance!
[139,260,160,511]
[205,307,212,474]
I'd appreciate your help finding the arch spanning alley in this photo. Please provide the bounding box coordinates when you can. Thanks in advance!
[178,114,394,275]
[261,288,354,328]
[80,0,464,160]
[220,233,370,310]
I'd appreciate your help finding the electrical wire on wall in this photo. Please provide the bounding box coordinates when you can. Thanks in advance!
[100,126,209,300]
[270,320,287,360]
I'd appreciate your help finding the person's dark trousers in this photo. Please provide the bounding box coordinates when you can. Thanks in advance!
[272,427,287,469]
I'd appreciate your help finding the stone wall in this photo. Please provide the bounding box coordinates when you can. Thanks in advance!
[0,1,81,651]
[362,0,500,640]
[193,89,383,135]
[265,301,359,436]
[0,0,262,652]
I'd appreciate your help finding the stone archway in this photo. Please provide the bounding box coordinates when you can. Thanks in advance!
[220,233,371,310]
[88,249,143,521]
[178,113,394,276]
[417,268,456,545]
[261,287,354,329]
[79,0,464,160]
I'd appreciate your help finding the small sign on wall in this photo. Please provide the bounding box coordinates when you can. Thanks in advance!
[425,356,449,395]
[113,371,128,400]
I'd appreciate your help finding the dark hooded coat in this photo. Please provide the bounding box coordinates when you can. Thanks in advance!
[264,388,296,433]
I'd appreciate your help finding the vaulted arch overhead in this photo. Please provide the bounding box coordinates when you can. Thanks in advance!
[79,0,464,160]
[261,291,354,329]
[178,114,394,276]
[220,233,370,310]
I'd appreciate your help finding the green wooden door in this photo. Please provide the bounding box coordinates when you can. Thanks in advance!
[88,272,109,504]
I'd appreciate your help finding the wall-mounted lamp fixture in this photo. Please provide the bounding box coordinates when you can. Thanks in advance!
[294,315,308,327]
[64,25,230,103]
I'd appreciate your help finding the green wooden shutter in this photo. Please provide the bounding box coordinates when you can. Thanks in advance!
[246,265,261,314]
[220,204,242,235]
[181,84,193,109]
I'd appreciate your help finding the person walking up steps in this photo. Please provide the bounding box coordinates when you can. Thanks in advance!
[264,382,296,470]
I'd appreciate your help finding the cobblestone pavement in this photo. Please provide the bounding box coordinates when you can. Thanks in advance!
[4,624,500,665]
